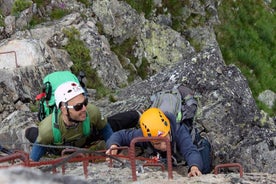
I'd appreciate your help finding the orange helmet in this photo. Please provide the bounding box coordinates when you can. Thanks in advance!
[139,108,170,137]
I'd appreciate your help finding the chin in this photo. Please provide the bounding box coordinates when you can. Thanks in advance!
[80,116,86,121]
[79,113,87,121]
[159,147,167,152]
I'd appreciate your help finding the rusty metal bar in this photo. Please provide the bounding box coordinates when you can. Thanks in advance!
[89,150,106,163]
[61,149,89,178]
[0,51,19,68]
[129,136,173,181]
[214,163,243,177]
[0,147,171,180]
[0,151,29,166]
[108,146,129,167]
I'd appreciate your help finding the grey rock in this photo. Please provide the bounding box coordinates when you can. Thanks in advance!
[0,0,275,183]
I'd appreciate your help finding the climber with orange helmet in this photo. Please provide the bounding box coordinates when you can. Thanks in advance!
[30,81,140,161]
[106,107,212,177]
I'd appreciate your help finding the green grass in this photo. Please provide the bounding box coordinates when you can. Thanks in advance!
[214,0,276,116]
[0,10,4,27]
[50,8,70,20]
[110,37,150,82]
[33,0,51,7]
[29,1,70,27]
[11,0,32,16]
[125,0,154,19]
[76,0,92,7]
[28,14,47,28]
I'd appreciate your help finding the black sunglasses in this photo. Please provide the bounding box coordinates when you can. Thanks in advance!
[66,98,88,111]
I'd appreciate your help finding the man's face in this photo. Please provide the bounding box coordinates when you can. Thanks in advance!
[151,134,170,152]
[65,94,87,121]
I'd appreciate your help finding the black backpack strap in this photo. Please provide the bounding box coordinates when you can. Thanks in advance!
[43,81,52,101]
[37,98,46,121]
[0,144,13,155]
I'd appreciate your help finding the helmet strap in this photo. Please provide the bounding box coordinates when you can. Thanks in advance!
[167,131,172,142]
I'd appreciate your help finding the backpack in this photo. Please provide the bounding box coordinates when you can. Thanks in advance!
[35,71,90,144]
[150,84,198,129]
[150,84,204,144]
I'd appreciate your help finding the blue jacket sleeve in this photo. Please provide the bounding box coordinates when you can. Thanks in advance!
[30,142,46,161]
[100,123,114,142]
[106,129,143,149]
[176,124,203,171]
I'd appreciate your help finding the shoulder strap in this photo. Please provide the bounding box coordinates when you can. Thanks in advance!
[52,110,90,145]
[171,87,183,123]
[82,112,90,136]
[52,108,63,145]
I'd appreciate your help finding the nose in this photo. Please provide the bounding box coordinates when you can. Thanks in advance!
[153,144,161,150]
[81,104,87,110]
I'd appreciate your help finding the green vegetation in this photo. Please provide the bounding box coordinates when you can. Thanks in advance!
[109,94,117,103]
[50,8,70,20]
[125,0,192,31]
[33,0,51,7]
[29,0,70,27]
[155,0,190,32]
[0,10,4,27]
[95,22,104,35]
[29,14,46,27]
[125,0,154,19]
[12,0,70,26]
[29,102,38,112]
[77,0,92,7]
[110,37,137,83]
[137,57,150,80]
[110,37,150,82]
[63,27,108,99]
[11,0,32,16]
[214,0,276,116]
[122,0,275,116]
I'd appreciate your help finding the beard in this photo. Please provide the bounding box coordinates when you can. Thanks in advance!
[68,110,87,122]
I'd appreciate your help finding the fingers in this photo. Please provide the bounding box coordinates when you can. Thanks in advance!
[105,145,119,161]
[188,166,202,177]
[188,170,202,177]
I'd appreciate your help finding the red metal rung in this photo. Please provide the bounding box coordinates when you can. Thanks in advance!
[214,163,243,177]
[129,136,173,181]
[108,146,129,167]
[61,149,89,179]
[0,151,29,167]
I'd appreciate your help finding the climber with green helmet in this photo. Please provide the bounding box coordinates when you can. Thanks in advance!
[105,107,212,177]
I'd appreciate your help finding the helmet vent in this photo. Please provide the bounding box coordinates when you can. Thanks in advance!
[159,112,169,127]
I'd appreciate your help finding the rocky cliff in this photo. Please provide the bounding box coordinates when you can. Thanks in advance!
[0,0,275,183]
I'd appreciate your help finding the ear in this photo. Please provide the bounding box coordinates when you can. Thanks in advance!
[60,103,68,115]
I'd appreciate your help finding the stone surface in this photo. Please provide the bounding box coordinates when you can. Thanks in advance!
[0,164,275,184]
[0,0,275,182]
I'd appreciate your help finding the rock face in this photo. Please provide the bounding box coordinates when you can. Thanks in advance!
[0,0,275,182]
[0,165,275,184]
[102,48,276,173]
